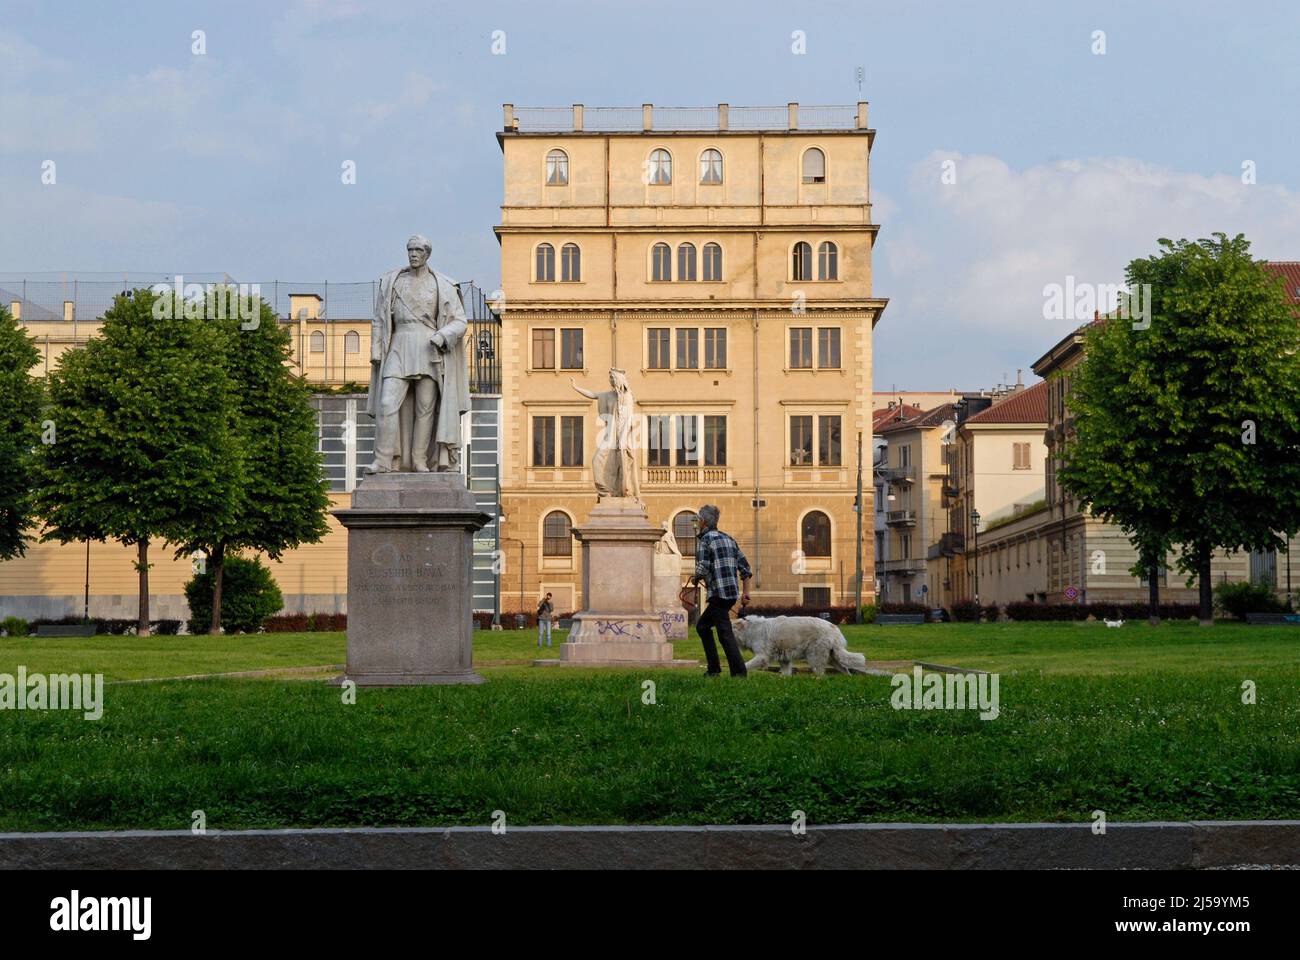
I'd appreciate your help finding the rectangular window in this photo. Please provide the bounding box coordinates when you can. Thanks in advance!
[648,328,670,369]
[532,416,555,466]
[875,485,884,513]
[1013,442,1031,470]
[704,327,727,369]
[647,415,671,466]
[531,328,555,370]
[676,415,699,465]
[818,415,842,466]
[901,534,911,559]
[899,445,911,468]
[560,416,583,467]
[802,586,831,608]
[676,327,699,369]
[790,328,813,369]
[560,328,583,370]
[703,415,727,466]
[790,415,813,466]
[817,327,841,369]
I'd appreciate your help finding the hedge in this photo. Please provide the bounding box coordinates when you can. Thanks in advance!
[1002,601,1201,621]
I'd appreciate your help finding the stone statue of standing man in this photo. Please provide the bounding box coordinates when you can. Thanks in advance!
[365,235,470,473]
[570,368,640,501]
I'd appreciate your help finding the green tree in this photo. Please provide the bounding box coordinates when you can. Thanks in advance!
[32,289,245,636]
[1062,234,1300,624]
[0,305,42,561]
[183,292,330,633]
[1058,315,1176,624]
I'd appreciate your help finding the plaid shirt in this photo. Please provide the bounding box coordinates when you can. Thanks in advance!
[694,527,752,601]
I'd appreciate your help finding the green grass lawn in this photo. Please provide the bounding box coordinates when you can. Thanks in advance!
[0,622,1296,830]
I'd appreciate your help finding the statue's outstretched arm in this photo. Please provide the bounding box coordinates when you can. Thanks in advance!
[569,377,598,400]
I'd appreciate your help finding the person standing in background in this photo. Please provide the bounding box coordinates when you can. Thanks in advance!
[536,592,555,648]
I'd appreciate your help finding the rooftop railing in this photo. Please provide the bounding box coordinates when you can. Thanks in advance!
[506,102,868,133]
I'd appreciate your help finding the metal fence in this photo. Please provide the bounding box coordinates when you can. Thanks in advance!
[2,274,502,395]
[509,104,861,133]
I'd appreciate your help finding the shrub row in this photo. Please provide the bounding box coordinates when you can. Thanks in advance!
[17,616,183,635]
[262,613,347,633]
[1002,601,1201,621]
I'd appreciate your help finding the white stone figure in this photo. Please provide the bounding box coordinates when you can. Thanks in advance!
[365,235,469,473]
[569,368,641,500]
[655,520,682,557]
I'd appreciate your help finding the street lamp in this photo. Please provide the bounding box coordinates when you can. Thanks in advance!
[970,508,981,607]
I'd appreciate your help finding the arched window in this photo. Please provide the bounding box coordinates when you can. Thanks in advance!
[802,148,826,184]
[309,330,325,353]
[561,243,581,282]
[673,510,699,558]
[343,330,360,354]
[801,510,831,558]
[546,149,569,186]
[677,243,697,282]
[651,242,672,281]
[702,242,722,281]
[699,148,723,184]
[792,241,813,281]
[647,148,672,185]
[818,241,838,281]
[542,511,573,557]
[535,243,555,282]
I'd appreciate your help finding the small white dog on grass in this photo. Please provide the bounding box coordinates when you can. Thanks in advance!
[732,615,870,676]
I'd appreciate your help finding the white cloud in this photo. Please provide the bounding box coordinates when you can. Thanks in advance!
[875,151,1300,387]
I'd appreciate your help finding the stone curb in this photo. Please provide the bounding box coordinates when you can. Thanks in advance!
[1,821,1296,870]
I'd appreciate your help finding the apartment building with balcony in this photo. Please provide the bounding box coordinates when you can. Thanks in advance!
[494,102,886,613]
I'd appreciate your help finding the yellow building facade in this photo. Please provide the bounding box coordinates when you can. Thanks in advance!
[495,103,885,614]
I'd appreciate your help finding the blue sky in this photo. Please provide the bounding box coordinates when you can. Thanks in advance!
[2,0,1298,389]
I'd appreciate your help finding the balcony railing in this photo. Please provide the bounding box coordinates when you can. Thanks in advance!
[644,466,730,485]
[880,557,926,573]
[876,465,916,484]
[885,509,917,526]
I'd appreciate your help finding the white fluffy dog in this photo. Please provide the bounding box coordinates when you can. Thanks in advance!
[731,615,869,676]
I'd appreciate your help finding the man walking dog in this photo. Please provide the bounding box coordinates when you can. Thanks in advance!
[687,504,751,677]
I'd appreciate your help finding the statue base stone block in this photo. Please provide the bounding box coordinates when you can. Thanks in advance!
[534,498,697,668]
[333,472,490,685]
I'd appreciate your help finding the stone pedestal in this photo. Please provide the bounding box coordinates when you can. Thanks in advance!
[333,472,490,685]
[542,499,696,668]
[653,551,689,640]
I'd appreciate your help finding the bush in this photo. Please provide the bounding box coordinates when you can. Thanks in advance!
[859,604,877,624]
[1002,601,1202,622]
[949,600,981,622]
[151,619,182,635]
[263,613,348,632]
[875,602,932,622]
[982,603,1001,623]
[1214,581,1285,620]
[185,556,283,634]
[1,616,27,637]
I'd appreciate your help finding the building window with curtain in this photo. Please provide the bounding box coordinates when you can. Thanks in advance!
[651,242,671,281]
[792,241,812,281]
[802,147,826,184]
[704,327,727,368]
[647,327,670,369]
[542,511,572,556]
[699,148,723,184]
[790,415,813,466]
[561,242,581,282]
[532,416,556,466]
[818,327,841,368]
[535,243,555,282]
[676,327,698,369]
[546,149,569,185]
[560,328,583,369]
[802,510,831,557]
[790,328,813,369]
[702,242,722,281]
[677,243,697,281]
[647,148,672,184]
[560,416,583,467]
[818,241,838,280]
[531,328,555,369]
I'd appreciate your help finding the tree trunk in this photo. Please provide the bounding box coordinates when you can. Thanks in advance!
[1198,546,1214,626]
[136,538,151,638]
[208,542,226,635]
[1147,557,1161,626]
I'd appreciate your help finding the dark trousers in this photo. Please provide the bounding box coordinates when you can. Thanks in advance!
[696,596,747,677]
